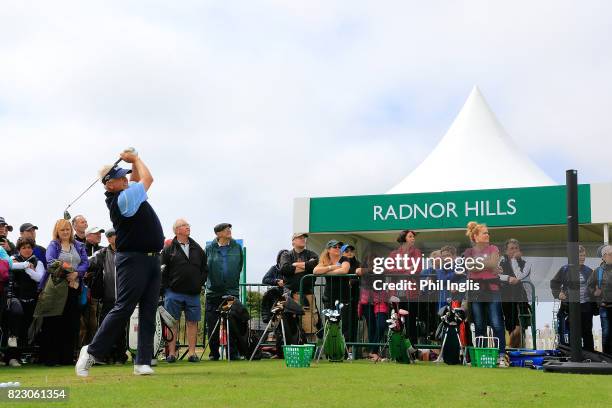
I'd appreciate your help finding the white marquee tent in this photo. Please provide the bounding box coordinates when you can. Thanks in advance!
[387,86,555,195]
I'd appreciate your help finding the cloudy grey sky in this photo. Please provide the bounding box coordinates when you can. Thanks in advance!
[2,0,612,307]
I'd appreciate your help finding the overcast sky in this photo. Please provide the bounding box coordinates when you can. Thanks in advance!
[2,0,612,316]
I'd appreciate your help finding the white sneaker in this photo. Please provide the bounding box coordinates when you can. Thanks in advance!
[75,345,95,377]
[498,357,509,368]
[8,336,18,348]
[8,359,21,367]
[134,365,154,375]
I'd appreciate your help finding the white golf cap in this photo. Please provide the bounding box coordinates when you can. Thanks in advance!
[85,226,105,235]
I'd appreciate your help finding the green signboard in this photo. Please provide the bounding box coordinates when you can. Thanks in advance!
[309,185,591,232]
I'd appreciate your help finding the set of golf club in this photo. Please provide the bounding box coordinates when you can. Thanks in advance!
[322,300,344,323]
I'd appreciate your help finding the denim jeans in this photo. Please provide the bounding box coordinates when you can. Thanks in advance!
[470,297,506,354]
[362,304,387,354]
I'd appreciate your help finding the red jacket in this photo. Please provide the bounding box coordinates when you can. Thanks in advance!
[0,259,9,293]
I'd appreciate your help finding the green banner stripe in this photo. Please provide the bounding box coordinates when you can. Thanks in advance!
[309,185,591,232]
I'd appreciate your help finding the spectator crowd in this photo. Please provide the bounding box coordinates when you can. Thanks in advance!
[1,213,611,369]
[0,215,240,367]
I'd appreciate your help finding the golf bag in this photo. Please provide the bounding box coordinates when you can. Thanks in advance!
[128,305,175,359]
[435,302,466,365]
[386,299,414,364]
[222,298,251,357]
[322,301,346,362]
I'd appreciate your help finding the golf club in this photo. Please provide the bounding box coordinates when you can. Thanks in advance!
[63,147,137,220]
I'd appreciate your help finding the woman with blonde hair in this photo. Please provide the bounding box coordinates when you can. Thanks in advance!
[314,240,351,306]
[37,219,89,366]
[463,221,507,367]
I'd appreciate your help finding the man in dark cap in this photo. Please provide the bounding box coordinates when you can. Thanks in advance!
[279,233,320,340]
[204,223,243,360]
[76,150,164,377]
[0,217,15,254]
[19,223,47,269]
[279,233,319,297]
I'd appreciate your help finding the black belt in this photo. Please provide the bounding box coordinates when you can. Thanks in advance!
[118,251,160,256]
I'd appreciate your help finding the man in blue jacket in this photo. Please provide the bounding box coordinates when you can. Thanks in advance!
[205,223,243,360]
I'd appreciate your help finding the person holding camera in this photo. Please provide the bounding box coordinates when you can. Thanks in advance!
[262,250,288,288]
[205,223,243,360]
[161,219,208,363]
[0,217,16,255]
[19,223,47,269]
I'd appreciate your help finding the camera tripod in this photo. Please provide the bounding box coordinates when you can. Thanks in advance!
[249,301,287,361]
[200,296,235,362]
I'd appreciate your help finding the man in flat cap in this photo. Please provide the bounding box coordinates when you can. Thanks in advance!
[204,223,243,360]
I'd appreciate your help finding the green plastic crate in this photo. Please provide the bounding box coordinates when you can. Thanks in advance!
[283,345,315,368]
[468,347,499,368]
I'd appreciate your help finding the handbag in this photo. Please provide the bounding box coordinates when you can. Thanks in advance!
[6,296,24,317]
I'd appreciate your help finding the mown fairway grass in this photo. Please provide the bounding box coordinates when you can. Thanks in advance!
[1,359,612,408]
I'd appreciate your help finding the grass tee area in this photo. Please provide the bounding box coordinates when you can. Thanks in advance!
[2,360,612,407]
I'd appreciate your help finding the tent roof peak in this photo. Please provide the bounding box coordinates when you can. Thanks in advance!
[387,87,555,194]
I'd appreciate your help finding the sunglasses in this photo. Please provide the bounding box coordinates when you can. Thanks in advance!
[330,245,342,249]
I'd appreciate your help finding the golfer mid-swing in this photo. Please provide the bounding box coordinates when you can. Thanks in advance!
[76,149,164,377]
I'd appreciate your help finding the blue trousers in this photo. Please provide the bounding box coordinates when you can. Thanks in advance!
[471,299,506,354]
[600,307,611,354]
[88,252,160,365]
[362,305,387,354]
